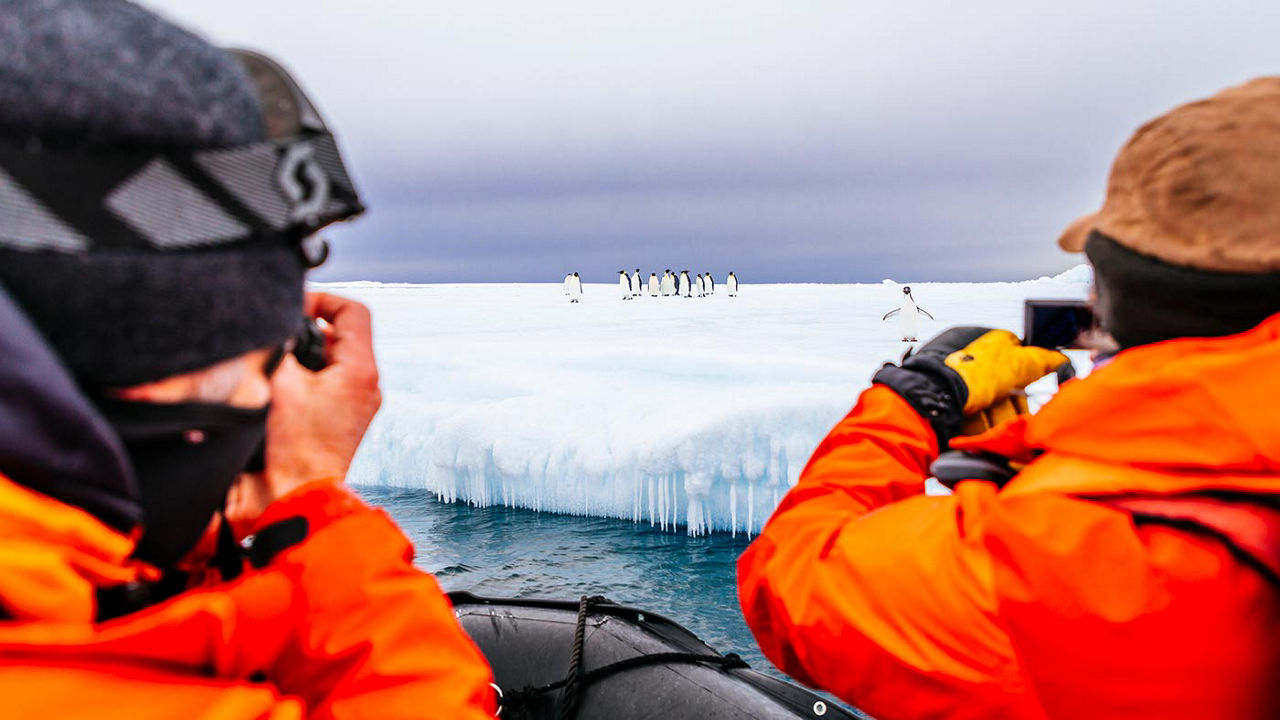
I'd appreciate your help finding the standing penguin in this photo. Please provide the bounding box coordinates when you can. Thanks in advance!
[648,272,659,296]
[727,271,738,297]
[566,272,584,303]
[661,270,674,296]
[881,286,933,341]
[705,272,715,294]
[618,270,632,300]
[632,269,643,297]
[696,274,705,297]
[679,271,692,297]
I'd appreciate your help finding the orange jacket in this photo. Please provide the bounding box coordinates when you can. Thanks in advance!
[0,477,496,720]
[738,316,1280,720]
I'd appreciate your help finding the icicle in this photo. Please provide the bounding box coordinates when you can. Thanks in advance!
[668,474,674,531]
[665,474,675,530]
[658,474,667,532]
[670,474,678,532]
[730,482,738,538]
[664,474,670,531]
[648,475,655,527]
[672,474,679,532]
[747,480,755,539]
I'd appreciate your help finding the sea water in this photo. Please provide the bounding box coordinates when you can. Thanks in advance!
[362,486,768,671]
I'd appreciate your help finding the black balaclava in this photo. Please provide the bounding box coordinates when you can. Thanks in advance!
[1086,231,1280,348]
[96,399,269,568]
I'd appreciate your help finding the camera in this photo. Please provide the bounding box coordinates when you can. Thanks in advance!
[294,318,327,371]
[1023,299,1095,350]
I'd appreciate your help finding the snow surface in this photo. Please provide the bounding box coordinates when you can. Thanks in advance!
[320,266,1091,536]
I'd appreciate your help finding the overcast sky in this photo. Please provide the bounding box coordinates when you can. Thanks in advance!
[157,1,1280,283]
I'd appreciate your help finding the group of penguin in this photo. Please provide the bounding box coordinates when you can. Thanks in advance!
[627,269,739,300]
[563,273,931,343]
[561,270,740,302]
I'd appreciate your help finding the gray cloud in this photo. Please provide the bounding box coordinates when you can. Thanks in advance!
[157,0,1280,282]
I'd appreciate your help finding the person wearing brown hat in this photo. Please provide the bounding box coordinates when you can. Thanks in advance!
[738,78,1280,720]
[0,2,494,717]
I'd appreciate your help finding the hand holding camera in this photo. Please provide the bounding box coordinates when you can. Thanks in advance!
[264,293,383,499]
[873,316,1071,449]
[227,293,382,533]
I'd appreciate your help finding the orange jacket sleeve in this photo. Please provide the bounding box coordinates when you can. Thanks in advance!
[737,386,1038,719]
[241,482,496,720]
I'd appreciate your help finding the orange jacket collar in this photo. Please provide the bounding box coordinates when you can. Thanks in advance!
[0,474,151,622]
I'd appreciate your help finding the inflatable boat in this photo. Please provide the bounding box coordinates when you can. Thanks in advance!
[449,592,861,719]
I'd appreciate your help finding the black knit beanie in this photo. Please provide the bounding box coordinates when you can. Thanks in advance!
[0,0,305,387]
[1086,231,1280,348]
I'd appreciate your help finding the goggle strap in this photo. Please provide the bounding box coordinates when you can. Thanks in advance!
[0,133,363,256]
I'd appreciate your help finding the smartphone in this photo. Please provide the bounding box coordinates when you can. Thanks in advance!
[1023,299,1095,350]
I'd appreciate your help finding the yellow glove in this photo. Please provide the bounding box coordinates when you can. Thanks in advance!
[944,330,1068,414]
[957,392,1030,437]
[873,326,1068,446]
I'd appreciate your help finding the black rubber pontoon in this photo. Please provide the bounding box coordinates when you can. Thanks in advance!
[449,592,860,719]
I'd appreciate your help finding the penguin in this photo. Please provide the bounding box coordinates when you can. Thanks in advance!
[563,272,573,295]
[661,270,675,296]
[727,271,738,297]
[648,272,659,296]
[632,269,643,297]
[679,270,692,297]
[567,271,583,303]
[881,286,933,341]
[705,272,715,295]
[619,270,632,300]
[696,274,705,297]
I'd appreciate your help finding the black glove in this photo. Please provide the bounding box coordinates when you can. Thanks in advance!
[872,327,989,448]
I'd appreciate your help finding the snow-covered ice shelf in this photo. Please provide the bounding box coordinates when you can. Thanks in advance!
[321,268,1090,536]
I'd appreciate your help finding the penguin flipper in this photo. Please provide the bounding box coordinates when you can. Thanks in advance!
[882,308,901,320]
[918,308,935,320]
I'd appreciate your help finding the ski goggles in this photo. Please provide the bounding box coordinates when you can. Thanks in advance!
[0,48,364,268]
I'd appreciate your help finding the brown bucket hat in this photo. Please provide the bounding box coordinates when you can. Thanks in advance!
[1059,77,1280,273]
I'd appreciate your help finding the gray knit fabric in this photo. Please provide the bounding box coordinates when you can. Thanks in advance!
[0,0,309,387]
[0,247,305,388]
[0,0,263,147]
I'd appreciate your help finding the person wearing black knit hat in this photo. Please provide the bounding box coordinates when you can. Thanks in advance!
[739,79,1280,719]
[0,2,494,716]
